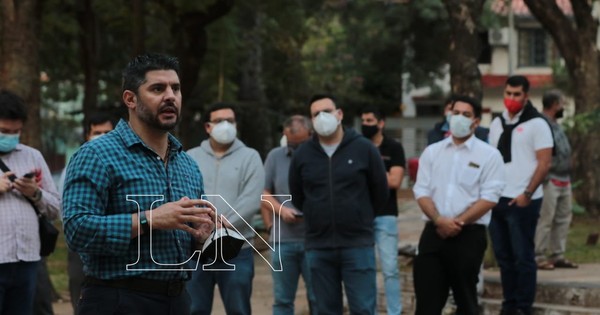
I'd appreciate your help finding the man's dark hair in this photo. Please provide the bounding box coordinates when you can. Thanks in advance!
[84,112,113,137]
[122,53,180,93]
[202,102,238,124]
[308,94,338,108]
[0,90,28,122]
[542,89,563,109]
[360,106,385,121]
[506,75,530,93]
[452,95,483,119]
[444,95,456,107]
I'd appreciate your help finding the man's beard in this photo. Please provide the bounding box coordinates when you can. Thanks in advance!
[136,99,180,131]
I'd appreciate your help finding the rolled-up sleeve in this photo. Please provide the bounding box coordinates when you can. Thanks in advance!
[479,150,506,203]
[412,147,433,200]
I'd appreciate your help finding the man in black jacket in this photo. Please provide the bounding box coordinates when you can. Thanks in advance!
[289,94,388,315]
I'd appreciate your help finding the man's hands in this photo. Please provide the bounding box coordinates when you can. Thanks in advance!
[1,170,41,199]
[434,217,464,239]
[509,194,531,207]
[146,197,216,243]
[0,172,12,194]
[279,206,303,225]
[13,173,40,199]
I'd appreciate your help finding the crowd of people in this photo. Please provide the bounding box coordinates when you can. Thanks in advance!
[0,53,578,315]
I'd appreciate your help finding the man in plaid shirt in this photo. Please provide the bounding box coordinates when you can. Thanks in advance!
[63,53,215,315]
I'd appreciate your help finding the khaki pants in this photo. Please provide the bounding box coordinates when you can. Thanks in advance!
[534,181,573,260]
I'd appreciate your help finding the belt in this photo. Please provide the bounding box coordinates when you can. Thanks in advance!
[84,276,185,297]
[550,178,570,187]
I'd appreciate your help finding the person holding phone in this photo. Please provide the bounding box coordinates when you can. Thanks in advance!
[0,90,61,315]
[260,115,316,315]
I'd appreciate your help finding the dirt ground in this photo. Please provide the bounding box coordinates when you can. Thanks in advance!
[52,195,421,315]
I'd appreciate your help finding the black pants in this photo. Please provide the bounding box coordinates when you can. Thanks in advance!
[413,223,487,315]
[68,250,85,315]
[34,258,55,315]
[77,284,191,315]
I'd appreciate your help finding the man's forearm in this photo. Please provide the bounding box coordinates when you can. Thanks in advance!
[526,162,551,195]
[417,197,441,223]
[455,200,497,225]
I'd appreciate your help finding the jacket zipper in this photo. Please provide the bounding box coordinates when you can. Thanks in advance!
[328,155,336,245]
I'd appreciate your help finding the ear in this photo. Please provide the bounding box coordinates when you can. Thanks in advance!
[378,119,385,129]
[123,90,137,110]
[204,122,212,134]
[337,108,344,120]
[472,117,481,128]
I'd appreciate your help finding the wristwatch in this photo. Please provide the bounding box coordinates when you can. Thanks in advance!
[30,189,42,203]
[523,190,533,199]
[139,211,150,234]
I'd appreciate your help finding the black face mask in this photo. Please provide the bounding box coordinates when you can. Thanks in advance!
[361,124,379,139]
[555,108,564,119]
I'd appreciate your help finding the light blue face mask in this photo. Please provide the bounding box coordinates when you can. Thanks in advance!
[0,132,20,153]
[449,114,473,138]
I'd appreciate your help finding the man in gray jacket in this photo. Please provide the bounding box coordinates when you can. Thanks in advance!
[186,103,265,315]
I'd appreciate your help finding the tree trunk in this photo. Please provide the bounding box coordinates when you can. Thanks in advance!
[443,0,484,100]
[76,0,99,121]
[162,0,234,149]
[236,4,271,157]
[0,0,42,148]
[131,0,145,56]
[524,0,600,215]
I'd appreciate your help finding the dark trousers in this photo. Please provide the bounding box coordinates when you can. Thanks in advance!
[34,258,55,315]
[68,250,85,314]
[489,197,542,315]
[0,261,39,315]
[413,223,487,315]
[77,284,191,315]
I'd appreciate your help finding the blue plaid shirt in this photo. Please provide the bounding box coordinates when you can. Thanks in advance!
[63,120,204,280]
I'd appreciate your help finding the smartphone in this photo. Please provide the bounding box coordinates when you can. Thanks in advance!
[23,172,35,179]
[293,212,304,218]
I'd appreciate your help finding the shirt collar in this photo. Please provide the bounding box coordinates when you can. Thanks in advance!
[442,133,476,151]
[115,119,183,153]
[502,109,523,124]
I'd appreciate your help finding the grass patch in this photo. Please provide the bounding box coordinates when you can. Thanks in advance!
[484,213,600,267]
[47,223,69,297]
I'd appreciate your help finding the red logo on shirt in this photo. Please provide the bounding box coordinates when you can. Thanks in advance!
[516,127,524,133]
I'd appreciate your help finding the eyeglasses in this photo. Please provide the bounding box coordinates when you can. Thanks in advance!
[209,118,236,124]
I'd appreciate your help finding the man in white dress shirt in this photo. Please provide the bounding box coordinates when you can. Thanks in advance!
[413,95,505,315]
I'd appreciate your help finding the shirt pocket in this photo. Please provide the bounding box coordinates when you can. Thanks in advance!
[459,166,482,187]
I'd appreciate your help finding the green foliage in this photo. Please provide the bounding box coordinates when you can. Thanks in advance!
[563,108,600,135]
[47,224,68,295]
[484,214,600,267]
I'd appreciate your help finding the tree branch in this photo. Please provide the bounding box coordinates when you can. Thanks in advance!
[523,0,580,73]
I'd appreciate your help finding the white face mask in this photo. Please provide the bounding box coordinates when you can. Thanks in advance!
[449,114,474,138]
[313,111,340,137]
[210,121,237,144]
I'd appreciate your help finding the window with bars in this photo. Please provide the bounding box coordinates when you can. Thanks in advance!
[518,28,556,67]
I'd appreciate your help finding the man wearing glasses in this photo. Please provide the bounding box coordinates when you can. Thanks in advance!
[186,103,264,315]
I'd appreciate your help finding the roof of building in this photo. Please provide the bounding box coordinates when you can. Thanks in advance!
[490,0,573,17]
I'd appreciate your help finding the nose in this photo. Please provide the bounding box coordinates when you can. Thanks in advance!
[164,86,177,101]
